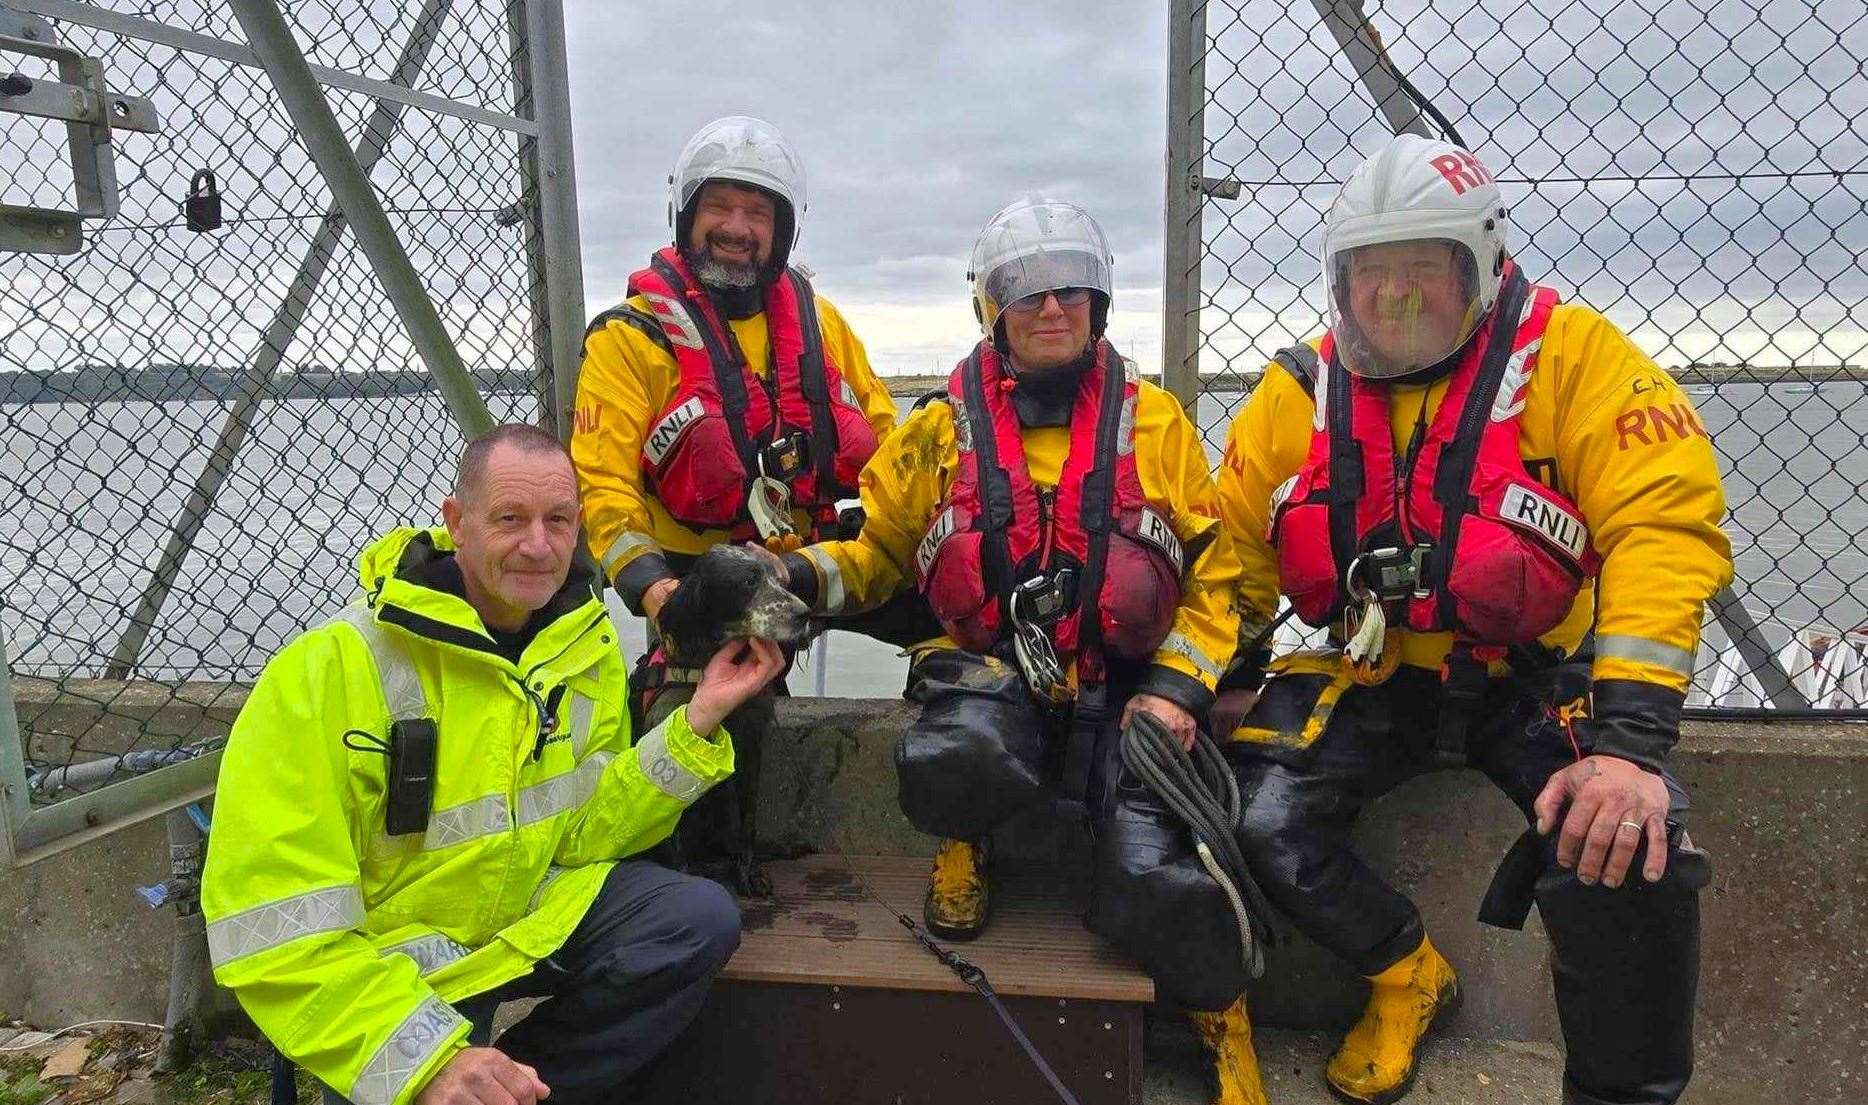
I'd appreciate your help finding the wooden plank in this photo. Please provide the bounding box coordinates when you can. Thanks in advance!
[724,854,1155,1004]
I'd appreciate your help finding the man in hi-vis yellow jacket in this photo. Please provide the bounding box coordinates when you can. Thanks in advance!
[203,425,783,1105]
[1215,135,1730,1105]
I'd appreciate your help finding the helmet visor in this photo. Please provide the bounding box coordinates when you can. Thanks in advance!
[1326,238,1482,379]
[976,247,1111,334]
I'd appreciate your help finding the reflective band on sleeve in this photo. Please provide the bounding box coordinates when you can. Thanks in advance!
[634,719,709,803]
[600,530,658,576]
[381,933,473,977]
[330,605,426,721]
[802,545,847,613]
[348,997,467,1105]
[517,752,615,827]
[206,884,365,968]
[1159,631,1224,682]
[1596,634,1698,677]
[569,691,596,759]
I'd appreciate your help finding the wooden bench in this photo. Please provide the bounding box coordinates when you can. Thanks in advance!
[638,853,1156,1104]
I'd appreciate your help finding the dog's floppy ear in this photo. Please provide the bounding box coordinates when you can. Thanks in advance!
[655,568,713,663]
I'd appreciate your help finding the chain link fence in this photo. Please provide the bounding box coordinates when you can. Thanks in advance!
[1166,0,1868,712]
[1,0,578,861]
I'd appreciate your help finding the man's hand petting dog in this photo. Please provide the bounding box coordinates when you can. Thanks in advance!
[740,541,787,578]
[687,636,786,737]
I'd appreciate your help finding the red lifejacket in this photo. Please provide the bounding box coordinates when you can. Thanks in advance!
[1270,267,1601,646]
[914,339,1183,681]
[629,247,878,537]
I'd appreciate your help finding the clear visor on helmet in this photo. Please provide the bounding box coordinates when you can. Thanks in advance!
[1326,237,1483,380]
[976,247,1110,333]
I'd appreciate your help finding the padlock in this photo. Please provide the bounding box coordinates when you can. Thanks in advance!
[184,169,223,233]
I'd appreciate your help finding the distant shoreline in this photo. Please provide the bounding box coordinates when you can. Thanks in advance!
[1,362,1858,404]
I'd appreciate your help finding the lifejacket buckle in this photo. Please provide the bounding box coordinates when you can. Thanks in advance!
[758,431,811,482]
[1008,569,1075,703]
[1009,567,1077,628]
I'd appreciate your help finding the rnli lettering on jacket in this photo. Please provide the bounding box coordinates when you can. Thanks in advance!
[631,247,877,536]
[915,339,1182,679]
[1270,267,1602,644]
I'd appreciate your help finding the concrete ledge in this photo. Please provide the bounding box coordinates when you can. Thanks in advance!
[3,690,1861,1102]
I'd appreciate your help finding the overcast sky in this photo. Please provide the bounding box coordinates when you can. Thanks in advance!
[555,0,1865,376]
[560,0,1170,376]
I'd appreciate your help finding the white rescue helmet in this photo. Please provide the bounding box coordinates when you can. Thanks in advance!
[1323,134,1509,379]
[969,196,1114,344]
[668,116,807,272]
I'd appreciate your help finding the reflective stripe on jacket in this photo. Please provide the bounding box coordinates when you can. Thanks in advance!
[202,526,734,1105]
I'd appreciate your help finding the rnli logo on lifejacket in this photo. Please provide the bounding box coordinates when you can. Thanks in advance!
[1136,507,1184,574]
[916,507,958,576]
[1500,482,1588,560]
[639,292,705,350]
[643,396,704,466]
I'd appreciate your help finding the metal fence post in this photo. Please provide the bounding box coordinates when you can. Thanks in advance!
[105,0,454,678]
[1161,0,1207,411]
[513,0,586,441]
[229,0,493,440]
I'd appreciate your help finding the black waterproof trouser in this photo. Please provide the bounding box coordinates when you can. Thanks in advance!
[323,860,741,1105]
[1228,663,1707,1105]
[895,649,1252,1011]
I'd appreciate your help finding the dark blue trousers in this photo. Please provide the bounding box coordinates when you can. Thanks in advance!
[325,859,741,1105]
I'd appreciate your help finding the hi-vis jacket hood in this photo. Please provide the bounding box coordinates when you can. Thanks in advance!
[203,526,734,1105]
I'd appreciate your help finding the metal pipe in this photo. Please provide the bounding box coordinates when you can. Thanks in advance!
[517,0,588,439]
[105,0,455,678]
[1709,586,1810,709]
[1309,0,1432,138]
[229,0,493,441]
[0,621,29,870]
[11,0,536,136]
[1160,0,1207,411]
[155,806,210,1072]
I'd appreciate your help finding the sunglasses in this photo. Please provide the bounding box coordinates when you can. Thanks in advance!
[1004,287,1093,314]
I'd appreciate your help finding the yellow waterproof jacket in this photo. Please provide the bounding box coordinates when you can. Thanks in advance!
[201,527,734,1105]
[571,287,897,613]
[1219,303,1731,766]
[784,361,1241,714]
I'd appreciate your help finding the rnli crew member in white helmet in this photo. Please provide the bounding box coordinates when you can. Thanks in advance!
[758,198,1273,1105]
[570,116,927,895]
[1213,133,1731,1105]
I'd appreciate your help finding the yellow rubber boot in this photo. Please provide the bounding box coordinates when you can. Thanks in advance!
[923,838,988,940]
[1325,935,1460,1104]
[1188,998,1270,1105]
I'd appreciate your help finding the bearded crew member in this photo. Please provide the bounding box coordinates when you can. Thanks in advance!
[1215,135,1731,1105]
[570,117,911,889]
[763,198,1273,1105]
